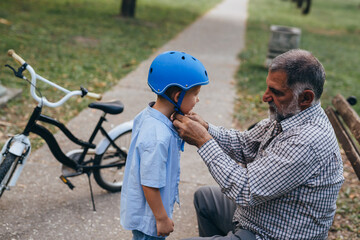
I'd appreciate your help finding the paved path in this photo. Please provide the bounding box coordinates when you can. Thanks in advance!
[0,0,248,239]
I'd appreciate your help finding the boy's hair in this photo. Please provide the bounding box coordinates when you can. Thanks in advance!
[160,86,182,101]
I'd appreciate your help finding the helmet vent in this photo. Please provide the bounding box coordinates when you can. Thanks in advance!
[150,68,153,73]
[192,57,196,61]
[182,56,185,60]
[205,71,208,77]
[170,52,175,54]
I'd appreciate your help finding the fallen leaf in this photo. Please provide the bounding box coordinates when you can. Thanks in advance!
[0,120,11,127]
[0,18,11,25]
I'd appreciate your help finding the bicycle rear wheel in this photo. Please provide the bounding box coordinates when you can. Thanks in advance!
[93,130,132,192]
[0,153,19,197]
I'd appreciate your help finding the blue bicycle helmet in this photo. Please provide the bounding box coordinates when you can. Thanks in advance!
[148,51,209,114]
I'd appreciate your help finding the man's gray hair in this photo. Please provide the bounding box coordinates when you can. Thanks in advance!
[269,49,326,102]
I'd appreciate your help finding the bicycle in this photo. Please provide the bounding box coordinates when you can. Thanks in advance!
[0,50,133,210]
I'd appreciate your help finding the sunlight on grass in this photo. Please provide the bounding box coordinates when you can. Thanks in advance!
[0,0,220,146]
[235,1,360,238]
[235,0,360,128]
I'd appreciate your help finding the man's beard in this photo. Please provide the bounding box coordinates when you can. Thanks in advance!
[268,95,301,122]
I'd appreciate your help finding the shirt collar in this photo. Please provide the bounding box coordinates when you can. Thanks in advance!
[146,102,178,135]
[280,103,322,131]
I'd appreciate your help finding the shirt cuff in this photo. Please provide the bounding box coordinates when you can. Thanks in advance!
[198,139,224,165]
[208,123,221,140]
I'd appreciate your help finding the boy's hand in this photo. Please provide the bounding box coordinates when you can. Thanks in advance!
[156,216,174,237]
[142,186,174,237]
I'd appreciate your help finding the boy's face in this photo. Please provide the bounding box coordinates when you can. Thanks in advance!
[180,86,201,114]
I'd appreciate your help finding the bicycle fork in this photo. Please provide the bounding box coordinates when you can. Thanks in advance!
[1,134,31,187]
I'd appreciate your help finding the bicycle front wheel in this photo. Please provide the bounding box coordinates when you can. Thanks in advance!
[0,153,19,197]
[93,130,132,192]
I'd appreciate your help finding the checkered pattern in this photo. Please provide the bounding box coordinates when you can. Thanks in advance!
[198,103,344,240]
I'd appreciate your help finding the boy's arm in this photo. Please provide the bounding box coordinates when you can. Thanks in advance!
[142,185,174,237]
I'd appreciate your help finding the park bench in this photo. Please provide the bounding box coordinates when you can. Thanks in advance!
[325,94,360,181]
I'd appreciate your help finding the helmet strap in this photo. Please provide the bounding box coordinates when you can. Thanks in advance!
[175,90,187,151]
[161,90,186,152]
[175,90,186,114]
[161,90,186,115]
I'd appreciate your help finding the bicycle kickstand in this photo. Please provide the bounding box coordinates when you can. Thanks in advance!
[86,172,96,211]
[59,173,96,211]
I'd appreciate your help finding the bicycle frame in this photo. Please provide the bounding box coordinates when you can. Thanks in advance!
[1,105,132,187]
[0,135,31,187]
[24,105,131,171]
[1,50,133,189]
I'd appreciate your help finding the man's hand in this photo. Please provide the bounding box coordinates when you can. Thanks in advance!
[156,216,174,237]
[186,112,209,130]
[173,113,212,148]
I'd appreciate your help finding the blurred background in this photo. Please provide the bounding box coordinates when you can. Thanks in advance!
[0,0,359,239]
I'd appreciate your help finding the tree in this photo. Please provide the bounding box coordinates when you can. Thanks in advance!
[120,0,137,18]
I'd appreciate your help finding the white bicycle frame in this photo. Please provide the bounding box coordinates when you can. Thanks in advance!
[0,135,31,187]
[96,120,133,155]
[2,50,133,187]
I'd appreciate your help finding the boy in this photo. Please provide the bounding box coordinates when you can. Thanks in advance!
[120,51,209,239]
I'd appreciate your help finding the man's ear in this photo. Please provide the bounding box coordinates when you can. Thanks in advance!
[299,90,315,110]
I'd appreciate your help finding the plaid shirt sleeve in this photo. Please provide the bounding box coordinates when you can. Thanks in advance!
[207,120,273,165]
[199,104,344,239]
[199,119,337,206]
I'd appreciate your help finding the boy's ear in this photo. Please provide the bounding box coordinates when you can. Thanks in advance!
[173,91,181,104]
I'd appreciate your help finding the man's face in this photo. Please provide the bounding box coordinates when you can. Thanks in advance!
[262,70,301,122]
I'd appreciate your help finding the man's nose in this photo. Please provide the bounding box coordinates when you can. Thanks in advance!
[262,89,272,102]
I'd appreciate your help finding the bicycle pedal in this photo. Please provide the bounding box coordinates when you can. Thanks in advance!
[59,175,75,190]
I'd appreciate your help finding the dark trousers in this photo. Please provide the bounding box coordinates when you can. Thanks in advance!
[182,186,256,240]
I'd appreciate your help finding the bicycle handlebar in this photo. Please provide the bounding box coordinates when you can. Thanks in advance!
[87,92,102,100]
[7,49,26,65]
[7,49,102,107]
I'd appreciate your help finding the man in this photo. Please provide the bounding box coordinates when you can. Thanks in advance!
[173,49,344,240]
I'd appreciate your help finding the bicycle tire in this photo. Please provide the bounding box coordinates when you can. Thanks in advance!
[0,153,19,197]
[93,130,132,192]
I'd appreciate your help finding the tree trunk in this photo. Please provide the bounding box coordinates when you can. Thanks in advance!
[120,0,137,18]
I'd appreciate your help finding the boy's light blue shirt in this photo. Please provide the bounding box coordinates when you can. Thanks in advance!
[120,103,182,238]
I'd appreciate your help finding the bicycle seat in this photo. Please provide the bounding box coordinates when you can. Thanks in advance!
[88,100,124,114]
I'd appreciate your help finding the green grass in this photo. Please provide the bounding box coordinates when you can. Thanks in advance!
[0,0,220,147]
[235,1,360,238]
[235,0,360,128]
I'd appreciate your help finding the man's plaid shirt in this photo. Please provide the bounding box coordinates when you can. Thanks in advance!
[198,103,344,240]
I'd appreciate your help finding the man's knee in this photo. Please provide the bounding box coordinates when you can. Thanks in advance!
[194,186,212,203]
[194,186,222,216]
[194,186,210,213]
[194,186,216,206]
